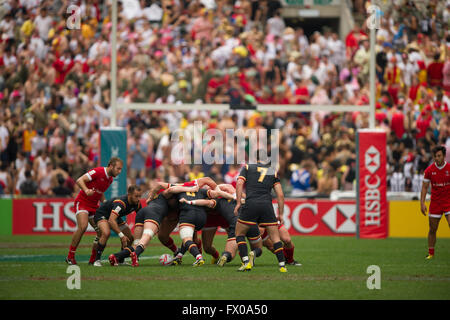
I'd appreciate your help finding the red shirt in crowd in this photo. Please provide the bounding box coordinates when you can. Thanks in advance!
[52,58,75,85]
[415,113,432,139]
[409,84,420,101]
[427,61,444,87]
[294,86,309,104]
[390,109,405,139]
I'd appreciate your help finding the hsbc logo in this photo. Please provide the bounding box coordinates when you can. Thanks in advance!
[365,146,380,174]
[361,141,386,228]
[322,204,356,233]
[274,203,356,235]
[31,201,95,233]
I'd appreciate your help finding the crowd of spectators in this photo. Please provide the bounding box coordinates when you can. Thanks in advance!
[0,0,449,198]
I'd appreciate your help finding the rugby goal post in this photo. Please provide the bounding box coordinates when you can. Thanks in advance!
[107,0,385,239]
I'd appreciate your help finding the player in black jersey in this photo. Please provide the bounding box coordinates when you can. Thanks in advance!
[108,183,199,267]
[234,160,287,272]
[179,192,263,267]
[153,177,218,257]
[90,185,143,266]
[174,187,234,267]
[213,196,263,267]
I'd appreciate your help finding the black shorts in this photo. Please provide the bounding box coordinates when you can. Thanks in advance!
[224,216,260,240]
[237,200,278,227]
[135,205,168,229]
[179,209,207,231]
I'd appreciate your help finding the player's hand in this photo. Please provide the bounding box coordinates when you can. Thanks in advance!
[179,198,187,203]
[234,203,241,216]
[191,185,199,192]
[85,189,95,196]
[420,203,427,216]
[278,214,284,225]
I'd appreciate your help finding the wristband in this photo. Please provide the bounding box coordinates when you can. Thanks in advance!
[118,232,125,238]
[188,201,193,205]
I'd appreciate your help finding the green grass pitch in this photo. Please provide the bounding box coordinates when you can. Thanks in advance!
[0,235,449,300]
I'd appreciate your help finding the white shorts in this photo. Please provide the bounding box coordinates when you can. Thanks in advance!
[429,211,450,219]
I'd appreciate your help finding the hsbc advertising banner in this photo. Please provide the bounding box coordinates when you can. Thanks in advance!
[13,198,95,235]
[356,130,388,239]
[12,198,141,235]
[12,198,356,236]
[275,200,356,236]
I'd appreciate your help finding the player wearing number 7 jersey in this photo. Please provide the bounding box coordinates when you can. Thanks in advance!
[234,158,287,273]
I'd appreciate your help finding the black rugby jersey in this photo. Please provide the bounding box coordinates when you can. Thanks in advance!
[95,194,142,221]
[237,163,280,203]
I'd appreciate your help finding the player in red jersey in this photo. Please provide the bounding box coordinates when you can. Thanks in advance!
[65,157,123,265]
[420,146,450,260]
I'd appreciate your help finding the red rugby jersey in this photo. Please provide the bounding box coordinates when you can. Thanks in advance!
[423,161,450,213]
[74,167,114,209]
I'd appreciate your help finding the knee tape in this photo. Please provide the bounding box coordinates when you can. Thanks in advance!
[249,236,262,245]
[143,228,155,238]
[179,226,194,239]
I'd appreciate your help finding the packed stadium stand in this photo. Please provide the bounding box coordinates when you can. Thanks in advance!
[0,0,449,198]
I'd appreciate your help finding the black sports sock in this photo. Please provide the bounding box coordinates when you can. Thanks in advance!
[184,240,201,258]
[115,246,134,260]
[94,243,106,261]
[236,235,249,262]
[273,241,286,266]
[180,243,187,255]
[135,244,145,257]
[222,251,232,262]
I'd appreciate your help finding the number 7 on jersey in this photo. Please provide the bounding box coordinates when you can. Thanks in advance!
[257,167,268,182]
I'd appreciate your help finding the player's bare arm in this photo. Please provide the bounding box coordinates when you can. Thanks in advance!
[420,180,430,216]
[179,198,216,208]
[197,177,218,190]
[234,178,245,215]
[76,174,94,196]
[217,184,236,194]
[108,213,129,246]
[206,188,234,200]
[145,181,170,203]
[273,182,285,225]
[164,184,199,197]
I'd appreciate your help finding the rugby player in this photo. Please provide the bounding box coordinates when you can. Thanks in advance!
[174,186,234,267]
[91,184,142,266]
[66,157,123,265]
[151,177,219,255]
[260,225,302,266]
[420,145,450,259]
[233,157,287,272]
[108,183,199,266]
[179,194,263,267]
